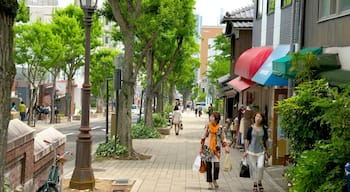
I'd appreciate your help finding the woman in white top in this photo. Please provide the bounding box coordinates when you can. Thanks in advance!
[172,105,182,135]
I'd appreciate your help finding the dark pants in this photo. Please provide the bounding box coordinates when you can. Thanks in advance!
[20,112,26,121]
[206,161,220,182]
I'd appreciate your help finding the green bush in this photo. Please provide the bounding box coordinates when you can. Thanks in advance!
[95,138,128,158]
[278,79,350,191]
[152,113,167,128]
[288,140,350,192]
[131,123,160,139]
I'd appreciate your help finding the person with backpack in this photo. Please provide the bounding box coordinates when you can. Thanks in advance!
[200,111,230,189]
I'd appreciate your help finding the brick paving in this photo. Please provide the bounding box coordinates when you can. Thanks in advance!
[56,110,288,192]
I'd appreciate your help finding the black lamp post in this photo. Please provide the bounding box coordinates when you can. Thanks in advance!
[69,0,97,190]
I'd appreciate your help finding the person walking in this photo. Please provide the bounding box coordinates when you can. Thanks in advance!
[243,112,269,192]
[200,111,230,190]
[19,101,26,121]
[11,102,17,111]
[172,104,182,135]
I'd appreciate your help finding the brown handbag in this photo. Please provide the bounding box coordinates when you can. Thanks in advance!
[199,160,206,173]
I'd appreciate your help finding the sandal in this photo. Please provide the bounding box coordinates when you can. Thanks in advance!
[208,182,214,190]
[253,184,258,192]
[258,183,264,192]
[213,180,219,188]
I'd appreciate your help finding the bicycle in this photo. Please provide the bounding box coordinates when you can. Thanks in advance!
[37,140,72,192]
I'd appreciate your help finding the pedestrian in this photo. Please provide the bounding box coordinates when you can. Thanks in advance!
[208,103,213,120]
[11,102,17,111]
[200,111,230,190]
[195,107,198,117]
[172,104,182,135]
[243,112,270,192]
[19,101,26,121]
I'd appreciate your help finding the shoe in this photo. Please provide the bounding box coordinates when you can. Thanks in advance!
[213,180,219,188]
[258,183,264,192]
[176,133,179,135]
[253,184,258,192]
[208,182,214,190]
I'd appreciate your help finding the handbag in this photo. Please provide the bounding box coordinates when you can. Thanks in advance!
[199,159,206,173]
[239,158,250,178]
[223,153,232,172]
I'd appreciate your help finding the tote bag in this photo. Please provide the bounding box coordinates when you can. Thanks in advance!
[223,153,232,172]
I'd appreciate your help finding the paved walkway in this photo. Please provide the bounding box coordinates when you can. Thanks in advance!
[58,110,288,192]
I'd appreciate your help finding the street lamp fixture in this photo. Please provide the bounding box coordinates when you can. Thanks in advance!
[69,0,97,190]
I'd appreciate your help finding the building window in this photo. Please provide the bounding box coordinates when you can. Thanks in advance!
[319,0,350,20]
[281,0,292,8]
[341,0,350,11]
[267,0,275,14]
[256,0,263,19]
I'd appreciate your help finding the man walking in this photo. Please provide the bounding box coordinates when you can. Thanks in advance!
[19,101,26,121]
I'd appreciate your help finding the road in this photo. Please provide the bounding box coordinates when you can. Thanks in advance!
[62,114,139,175]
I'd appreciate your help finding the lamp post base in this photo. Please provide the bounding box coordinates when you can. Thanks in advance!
[69,168,95,190]
[69,137,95,190]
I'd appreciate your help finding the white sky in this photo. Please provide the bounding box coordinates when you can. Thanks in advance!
[195,0,253,26]
[59,0,254,26]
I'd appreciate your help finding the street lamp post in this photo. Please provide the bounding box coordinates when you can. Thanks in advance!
[69,0,97,190]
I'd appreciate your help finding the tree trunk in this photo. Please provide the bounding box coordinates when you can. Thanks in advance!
[96,84,104,113]
[168,84,175,105]
[116,32,135,157]
[0,3,18,191]
[66,75,73,121]
[144,50,154,128]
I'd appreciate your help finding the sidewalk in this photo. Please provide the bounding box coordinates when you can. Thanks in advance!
[60,110,288,192]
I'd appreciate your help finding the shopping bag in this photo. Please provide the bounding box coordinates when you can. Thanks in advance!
[192,155,201,172]
[199,159,206,173]
[239,158,250,178]
[223,153,232,172]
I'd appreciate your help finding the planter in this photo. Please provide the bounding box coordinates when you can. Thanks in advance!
[73,115,81,120]
[57,116,68,123]
[157,126,172,135]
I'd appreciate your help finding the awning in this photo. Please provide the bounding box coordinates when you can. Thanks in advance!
[252,45,290,86]
[317,69,350,87]
[234,47,273,79]
[272,47,323,79]
[227,76,256,92]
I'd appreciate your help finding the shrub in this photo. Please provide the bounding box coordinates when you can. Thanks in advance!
[131,123,160,139]
[152,113,167,128]
[95,138,128,158]
[278,79,350,191]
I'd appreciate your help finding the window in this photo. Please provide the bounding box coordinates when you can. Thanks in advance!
[281,0,292,8]
[319,0,336,18]
[319,0,350,19]
[268,0,275,14]
[256,0,263,18]
[341,0,350,11]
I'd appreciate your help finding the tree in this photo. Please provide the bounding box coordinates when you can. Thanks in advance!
[90,48,118,113]
[51,5,102,120]
[0,1,18,190]
[14,20,56,126]
[140,0,197,127]
[207,34,231,88]
[107,0,156,157]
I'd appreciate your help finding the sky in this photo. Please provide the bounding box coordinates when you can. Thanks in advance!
[194,0,253,26]
[59,0,253,26]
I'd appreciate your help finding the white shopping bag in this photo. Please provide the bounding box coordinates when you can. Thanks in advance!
[192,155,201,172]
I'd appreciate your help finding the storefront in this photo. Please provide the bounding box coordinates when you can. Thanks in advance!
[252,45,290,165]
